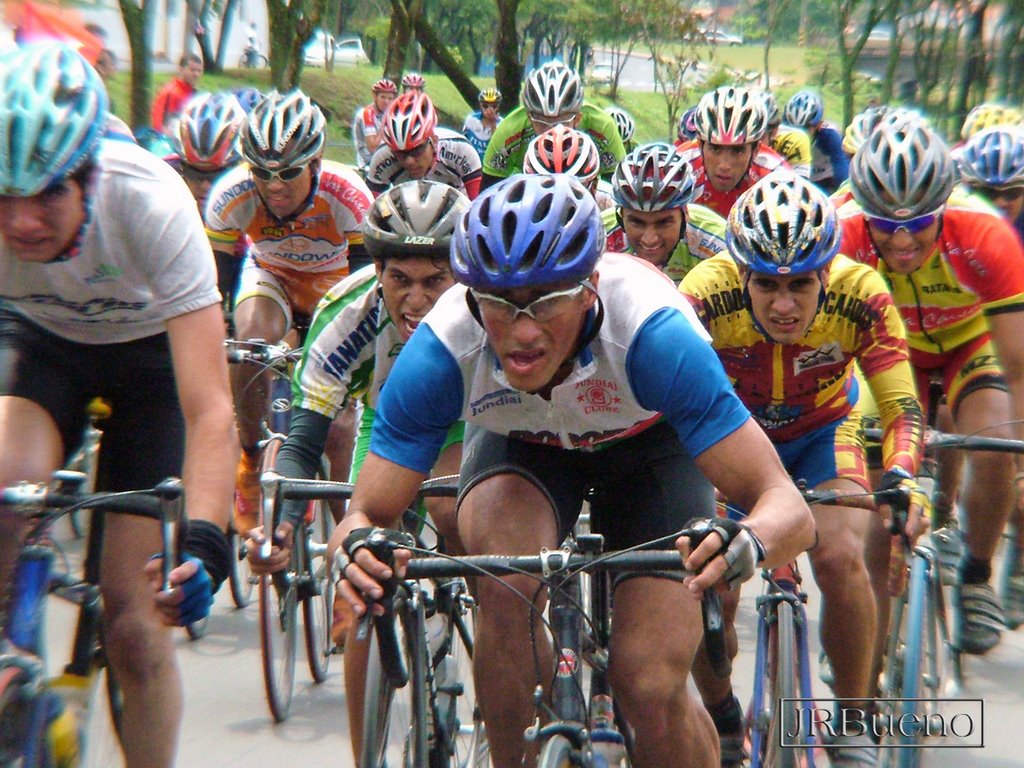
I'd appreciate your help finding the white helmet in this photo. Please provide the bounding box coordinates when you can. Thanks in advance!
[522,61,584,118]
[695,86,768,145]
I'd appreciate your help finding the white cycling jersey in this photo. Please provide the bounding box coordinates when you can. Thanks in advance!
[364,127,482,195]
[0,139,219,344]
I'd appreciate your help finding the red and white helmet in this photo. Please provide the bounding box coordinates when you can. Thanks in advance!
[381,91,437,151]
[372,78,397,95]
[523,125,601,189]
[694,86,768,145]
[401,72,426,91]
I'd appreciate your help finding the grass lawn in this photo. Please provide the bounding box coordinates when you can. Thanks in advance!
[104,45,863,165]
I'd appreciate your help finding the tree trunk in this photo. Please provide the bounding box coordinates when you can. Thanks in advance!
[215,0,241,71]
[385,0,412,82]
[494,0,522,113]
[410,6,479,106]
[118,0,158,130]
[954,0,989,125]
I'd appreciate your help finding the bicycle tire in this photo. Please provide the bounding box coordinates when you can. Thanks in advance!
[228,526,255,608]
[896,556,929,768]
[258,436,299,723]
[361,598,430,768]
[536,733,576,768]
[764,599,799,768]
[302,479,334,683]
[185,614,209,641]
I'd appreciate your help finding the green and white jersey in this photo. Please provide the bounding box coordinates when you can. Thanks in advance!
[482,102,626,178]
[601,203,728,283]
[292,265,402,419]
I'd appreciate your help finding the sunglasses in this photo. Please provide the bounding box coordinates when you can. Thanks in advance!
[968,184,1024,203]
[181,164,228,184]
[471,282,592,324]
[250,163,308,183]
[394,143,431,160]
[865,210,941,236]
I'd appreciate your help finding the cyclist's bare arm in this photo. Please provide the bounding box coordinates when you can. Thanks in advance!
[166,303,238,529]
[687,418,815,591]
[331,451,427,615]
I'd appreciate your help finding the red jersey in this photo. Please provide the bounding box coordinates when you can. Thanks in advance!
[151,78,197,135]
[675,140,789,218]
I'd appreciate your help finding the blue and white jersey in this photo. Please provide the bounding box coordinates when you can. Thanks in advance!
[810,120,849,190]
[462,110,502,160]
[370,252,751,473]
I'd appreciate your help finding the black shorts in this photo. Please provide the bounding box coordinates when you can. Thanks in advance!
[0,308,185,492]
[458,420,715,549]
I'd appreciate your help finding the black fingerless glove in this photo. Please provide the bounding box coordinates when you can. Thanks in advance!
[182,519,231,595]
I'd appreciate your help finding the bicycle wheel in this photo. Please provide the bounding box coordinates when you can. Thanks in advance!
[361,597,430,768]
[537,733,576,768]
[228,525,255,608]
[185,614,209,641]
[895,556,929,768]
[764,600,799,768]
[302,486,334,683]
[258,435,299,723]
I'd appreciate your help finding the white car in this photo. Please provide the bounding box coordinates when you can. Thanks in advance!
[334,37,369,66]
[703,29,744,46]
[590,62,614,86]
[304,29,335,67]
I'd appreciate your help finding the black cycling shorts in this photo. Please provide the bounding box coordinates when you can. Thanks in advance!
[458,420,715,550]
[0,308,185,492]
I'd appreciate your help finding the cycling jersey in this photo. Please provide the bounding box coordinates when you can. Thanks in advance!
[369,252,750,473]
[810,121,848,192]
[205,160,372,278]
[680,253,921,474]
[602,204,727,282]
[352,103,385,169]
[837,195,1024,358]
[364,127,482,198]
[771,124,812,178]
[462,110,502,159]
[675,140,789,218]
[0,139,219,345]
[482,103,626,180]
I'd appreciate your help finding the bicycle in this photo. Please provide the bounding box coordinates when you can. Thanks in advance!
[239,47,268,69]
[0,474,186,767]
[314,500,730,768]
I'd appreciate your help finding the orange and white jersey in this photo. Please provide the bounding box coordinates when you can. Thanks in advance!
[204,160,372,274]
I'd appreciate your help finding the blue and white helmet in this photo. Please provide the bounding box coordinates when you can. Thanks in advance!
[957,127,1024,189]
[451,174,604,290]
[0,41,108,196]
[784,90,824,129]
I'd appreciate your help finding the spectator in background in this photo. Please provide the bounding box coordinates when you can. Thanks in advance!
[462,88,502,160]
[151,53,203,136]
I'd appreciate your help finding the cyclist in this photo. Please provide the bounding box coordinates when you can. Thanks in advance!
[960,102,1024,144]
[232,85,263,114]
[760,90,812,178]
[0,42,235,767]
[249,180,469,760]
[174,91,248,313]
[681,173,926,768]
[674,105,700,148]
[675,85,788,218]
[840,119,1024,655]
[401,71,426,93]
[522,124,613,209]
[462,87,503,160]
[352,78,398,172]
[784,89,848,193]
[333,174,816,768]
[481,60,626,188]
[606,105,638,152]
[604,142,727,282]
[364,91,482,199]
[956,125,1024,628]
[204,90,373,536]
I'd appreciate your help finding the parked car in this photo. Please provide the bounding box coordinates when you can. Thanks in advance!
[304,29,335,67]
[334,37,369,66]
[590,62,614,86]
[702,28,744,46]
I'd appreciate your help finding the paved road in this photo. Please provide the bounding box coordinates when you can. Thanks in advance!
[43,520,1022,766]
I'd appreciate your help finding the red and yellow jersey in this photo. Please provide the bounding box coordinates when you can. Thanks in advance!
[837,194,1024,358]
[680,253,922,473]
[205,160,372,275]
[675,140,789,218]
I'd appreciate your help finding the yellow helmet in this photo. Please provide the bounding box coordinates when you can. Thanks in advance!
[961,103,1024,142]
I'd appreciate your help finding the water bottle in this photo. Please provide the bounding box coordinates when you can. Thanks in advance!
[589,694,627,768]
[6,545,54,654]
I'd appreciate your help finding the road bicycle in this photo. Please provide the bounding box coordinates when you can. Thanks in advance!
[239,46,268,69]
[317,507,730,768]
[0,474,186,767]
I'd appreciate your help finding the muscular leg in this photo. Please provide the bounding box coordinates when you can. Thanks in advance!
[807,478,877,705]
[954,388,1015,561]
[0,397,63,616]
[458,473,560,768]
[611,578,718,768]
[863,512,892,695]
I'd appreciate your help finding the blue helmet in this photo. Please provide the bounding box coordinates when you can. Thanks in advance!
[0,41,109,196]
[727,172,840,275]
[784,90,824,129]
[232,86,264,113]
[677,106,699,142]
[451,174,605,290]
[957,127,1024,189]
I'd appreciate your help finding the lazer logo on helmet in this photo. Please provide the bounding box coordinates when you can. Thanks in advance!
[403,236,436,245]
